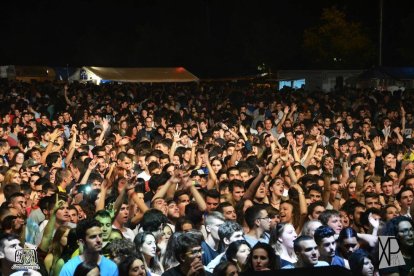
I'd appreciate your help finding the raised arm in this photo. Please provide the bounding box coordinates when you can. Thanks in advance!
[41,128,63,165]
[39,196,65,253]
[64,125,78,166]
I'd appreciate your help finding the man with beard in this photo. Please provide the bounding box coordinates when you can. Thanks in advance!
[60,219,118,276]
[314,226,349,268]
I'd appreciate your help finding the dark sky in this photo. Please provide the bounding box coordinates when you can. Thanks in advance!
[1,0,413,77]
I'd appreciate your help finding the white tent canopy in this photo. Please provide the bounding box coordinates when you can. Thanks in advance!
[81,67,199,83]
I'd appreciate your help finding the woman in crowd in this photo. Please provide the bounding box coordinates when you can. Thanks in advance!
[270,222,297,268]
[134,232,164,275]
[225,240,251,272]
[118,254,148,276]
[348,249,376,276]
[44,225,71,276]
[244,242,279,272]
[213,261,239,276]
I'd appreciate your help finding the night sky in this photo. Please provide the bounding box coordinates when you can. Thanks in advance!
[1,0,413,77]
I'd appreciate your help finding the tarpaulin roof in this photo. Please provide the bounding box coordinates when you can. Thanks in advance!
[84,67,199,83]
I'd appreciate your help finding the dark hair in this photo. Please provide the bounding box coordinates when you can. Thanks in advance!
[226,240,251,263]
[338,227,358,243]
[118,254,146,276]
[0,233,20,250]
[76,218,101,241]
[175,216,194,232]
[314,225,335,245]
[134,232,162,273]
[140,209,168,232]
[396,186,414,202]
[244,205,265,229]
[213,261,238,276]
[245,242,279,271]
[174,231,203,263]
[94,210,111,220]
[61,228,79,262]
[293,235,314,253]
[319,209,340,225]
[348,249,371,275]
[73,261,99,276]
[205,189,220,200]
[307,201,325,217]
[381,216,413,240]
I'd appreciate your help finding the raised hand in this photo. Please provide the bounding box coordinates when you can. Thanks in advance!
[372,137,383,152]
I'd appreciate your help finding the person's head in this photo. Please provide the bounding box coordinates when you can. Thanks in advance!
[364,193,380,209]
[338,227,359,258]
[213,261,239,276]
[205,189,220,212]
[218,221,244,248]
[270,222,297,254]
[118,254,147,276]
[269,177,284,198]
[245,205,271,232]
[175,217,194,232]
[279,201,295,225]
[307,201,325,221]
[68,205,79,224]
[314,226,336,260]
[173,190,191,216]
[301,220,323,238]
[76,219,103,253]
[348,249,374,276]
[294,235,320,267]
[104,238,136,264]
[229,180,245,202]
[308,184,322,203]
[396,187,414,210]
[94,210,112,241]
[319,209,342,234]
[134,232,157,259]
[381,176,394,196]
[226,240,251,271]
[0,233,22,263]
[381,216,414,250]
[205,211,225,241]
[173,231,203,266]
[217,202,237,221]
[8,192,27,217]
[140,209,168,239]
[245,242,277,271]
[381,204,398,222]
[74,261,100,276]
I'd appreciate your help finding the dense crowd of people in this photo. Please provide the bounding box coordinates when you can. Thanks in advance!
[0,79,413,276]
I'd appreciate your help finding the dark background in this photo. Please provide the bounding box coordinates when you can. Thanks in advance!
[1,0,413,77]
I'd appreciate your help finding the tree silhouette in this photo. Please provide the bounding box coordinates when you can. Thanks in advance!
[303,7,375,68]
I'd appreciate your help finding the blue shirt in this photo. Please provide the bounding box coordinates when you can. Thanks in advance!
[59,255,118,276]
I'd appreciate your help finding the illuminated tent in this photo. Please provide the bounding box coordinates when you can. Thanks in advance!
[80,67,199,83]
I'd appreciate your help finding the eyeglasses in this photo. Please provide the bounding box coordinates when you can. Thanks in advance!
[257,216,270,221]
[399,228,414,236]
